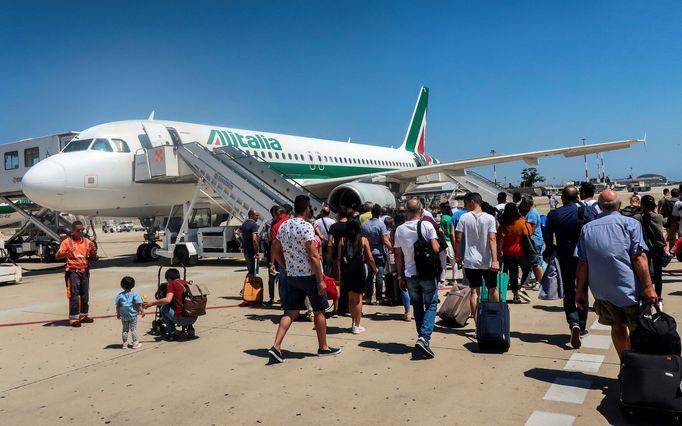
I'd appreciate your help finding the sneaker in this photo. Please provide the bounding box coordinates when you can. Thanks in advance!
[130,342,142,349]
[570,325,581,349]
[70,321,81,328]
[186,324,196,338]
[317,347,342,357]
[518,290,532,303]
[332,311,339,318]
[265,299,274,306]
[402,312,411,322]
[512,295,521,304]
[415,337,435,359]
[165,333,178,341]
[306,311,314,322]
[351,325,366,335]
[268,346,285,363]
[121,343,127,349]
[79,316,94,324]
[580,329,589,338]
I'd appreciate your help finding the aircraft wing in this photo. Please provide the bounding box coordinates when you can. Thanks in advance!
[301,138,644,195]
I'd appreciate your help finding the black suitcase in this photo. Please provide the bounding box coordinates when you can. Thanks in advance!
[383,271,402,306]
[620,351,682,421]
[476,301,510,352]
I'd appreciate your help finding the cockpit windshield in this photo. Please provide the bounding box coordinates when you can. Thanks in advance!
[91,138,113,152]
[62,139,93,152]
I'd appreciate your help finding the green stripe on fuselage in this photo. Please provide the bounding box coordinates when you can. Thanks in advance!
[266,162,399,180]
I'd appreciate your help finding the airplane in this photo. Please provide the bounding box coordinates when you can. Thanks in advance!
[21,86,644,258]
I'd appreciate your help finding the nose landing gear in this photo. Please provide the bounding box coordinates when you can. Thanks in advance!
[136,217,161,262]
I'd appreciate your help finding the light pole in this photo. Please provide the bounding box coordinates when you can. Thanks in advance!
[490,149,497,184]
[582,138,588,182]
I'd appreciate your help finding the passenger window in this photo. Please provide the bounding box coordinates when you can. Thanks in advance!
[24,147,40,167]
[111,139,131,153]
[245,150,250,156]
[294,154,299,160]
[275,152,280,159]
[91,138,113,152]
[261,151,265,157]
[4,151,18,170]
[288,153,292,160]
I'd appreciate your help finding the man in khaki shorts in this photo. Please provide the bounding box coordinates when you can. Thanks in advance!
[576,189,658,359]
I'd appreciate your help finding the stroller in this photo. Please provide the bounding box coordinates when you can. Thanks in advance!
[149,265,196,339]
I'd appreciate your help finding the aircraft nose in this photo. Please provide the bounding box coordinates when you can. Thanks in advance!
[21,160,66,210]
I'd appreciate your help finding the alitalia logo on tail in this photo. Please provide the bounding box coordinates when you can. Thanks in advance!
[208,129,283,150]
[400,86,434,164]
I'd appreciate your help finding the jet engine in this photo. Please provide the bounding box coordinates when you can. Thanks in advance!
[327,182,396,209]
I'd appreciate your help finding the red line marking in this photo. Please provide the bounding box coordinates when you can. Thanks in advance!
[0,303,242,328]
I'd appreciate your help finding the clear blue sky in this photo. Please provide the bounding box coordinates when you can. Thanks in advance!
[1,1,680,183]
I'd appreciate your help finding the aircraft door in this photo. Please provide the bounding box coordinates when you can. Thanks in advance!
[141,122,173,147]
[316,152,325,171]
[306,151,317,171]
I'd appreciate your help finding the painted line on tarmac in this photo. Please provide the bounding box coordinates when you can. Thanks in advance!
[543,377,593,404]
[590,320,611,331]
[579,333,613,350]
[563,353,605,373]
[525,411,575,426]
[0,303,242,327]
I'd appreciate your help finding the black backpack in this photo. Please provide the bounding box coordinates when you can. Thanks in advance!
[413,220,442,280]
[660,198,674,218]
[341,236,364,275]
[631,304,682,355]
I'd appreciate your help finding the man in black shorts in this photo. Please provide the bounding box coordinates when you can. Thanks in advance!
[454,192,500,322]
[268,195,341,363]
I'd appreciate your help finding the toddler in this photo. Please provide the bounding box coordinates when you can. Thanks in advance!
[114,276,145,349]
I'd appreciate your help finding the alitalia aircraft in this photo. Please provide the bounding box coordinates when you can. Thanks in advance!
[22,86,642,225]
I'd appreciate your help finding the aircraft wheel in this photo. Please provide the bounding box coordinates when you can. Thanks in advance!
[148,243,161,261]
[136,243,149,262]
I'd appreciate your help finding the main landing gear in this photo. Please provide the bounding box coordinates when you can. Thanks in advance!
[136,217,161,262]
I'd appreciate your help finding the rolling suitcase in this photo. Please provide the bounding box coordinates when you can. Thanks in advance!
[620,351,682,421]
[438,284,471,327]
[242,259,263,304]
[476,301,510,352]
[383,265,402,306]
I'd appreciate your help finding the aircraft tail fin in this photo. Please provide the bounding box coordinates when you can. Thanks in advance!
[399,86,428,153]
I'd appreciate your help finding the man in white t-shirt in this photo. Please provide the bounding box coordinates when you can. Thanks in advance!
[395,198,440,359]
[455,192,500,322]
[495,192,507,217]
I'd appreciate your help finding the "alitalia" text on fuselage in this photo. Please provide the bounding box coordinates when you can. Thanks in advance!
[207,129,283,151]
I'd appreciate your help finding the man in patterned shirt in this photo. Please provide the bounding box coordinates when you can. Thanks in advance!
[268,195,342,363]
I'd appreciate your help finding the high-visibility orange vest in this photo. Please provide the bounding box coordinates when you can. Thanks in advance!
[59,237,94,271]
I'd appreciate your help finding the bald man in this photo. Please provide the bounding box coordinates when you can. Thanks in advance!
[576,189,658,358]
[544,185,590,348]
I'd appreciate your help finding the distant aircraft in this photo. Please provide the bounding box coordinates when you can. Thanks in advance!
[21,87,643,255]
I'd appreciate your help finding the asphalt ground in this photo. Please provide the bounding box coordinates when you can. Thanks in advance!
[0,231,681,425]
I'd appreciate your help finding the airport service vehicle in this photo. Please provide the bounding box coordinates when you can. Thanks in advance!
[627,182,652,193]
[20,87,644,265]
[118,221,134,232]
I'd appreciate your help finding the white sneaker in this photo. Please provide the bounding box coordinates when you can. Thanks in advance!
[121,343,127,349]
[351,325,366,335]
[131,342,142,349]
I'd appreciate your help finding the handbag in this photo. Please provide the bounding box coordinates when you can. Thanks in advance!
[182,281,210,317]
[539,251,564,300]
[630,303,681,355]
[520,222,537,256]
[323,275,338,300]
[481,266,509,303]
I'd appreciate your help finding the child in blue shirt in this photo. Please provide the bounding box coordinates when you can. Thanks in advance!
[114,276,144,349]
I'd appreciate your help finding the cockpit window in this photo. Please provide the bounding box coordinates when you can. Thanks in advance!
[111,139,131,153]
[62,138,93,152]
[91,138,113,152]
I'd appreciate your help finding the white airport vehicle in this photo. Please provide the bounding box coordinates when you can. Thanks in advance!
[20,88,644,264]
[627,181,652,193]
[118,221,134,232]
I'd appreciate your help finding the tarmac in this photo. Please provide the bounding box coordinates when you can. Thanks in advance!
[0,230,680,425]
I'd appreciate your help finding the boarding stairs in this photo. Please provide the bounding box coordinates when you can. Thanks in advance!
[0,196,63,242]
[134,143,324,224]
[447,170,511,205]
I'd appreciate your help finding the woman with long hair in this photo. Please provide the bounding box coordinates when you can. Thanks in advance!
[338,219,377,334]
[498,203,533,304]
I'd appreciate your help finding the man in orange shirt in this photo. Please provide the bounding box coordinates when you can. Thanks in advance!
[56,221,97,327]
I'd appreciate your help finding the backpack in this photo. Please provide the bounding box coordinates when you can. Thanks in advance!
[341,236,364,276]
[181,281,210,317]
[660,198,674,218]
[413,220,442,280]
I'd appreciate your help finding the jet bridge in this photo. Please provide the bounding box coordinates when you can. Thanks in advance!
[133,142,324,265]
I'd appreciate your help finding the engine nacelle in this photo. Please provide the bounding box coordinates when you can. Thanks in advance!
[328,183,396,209]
